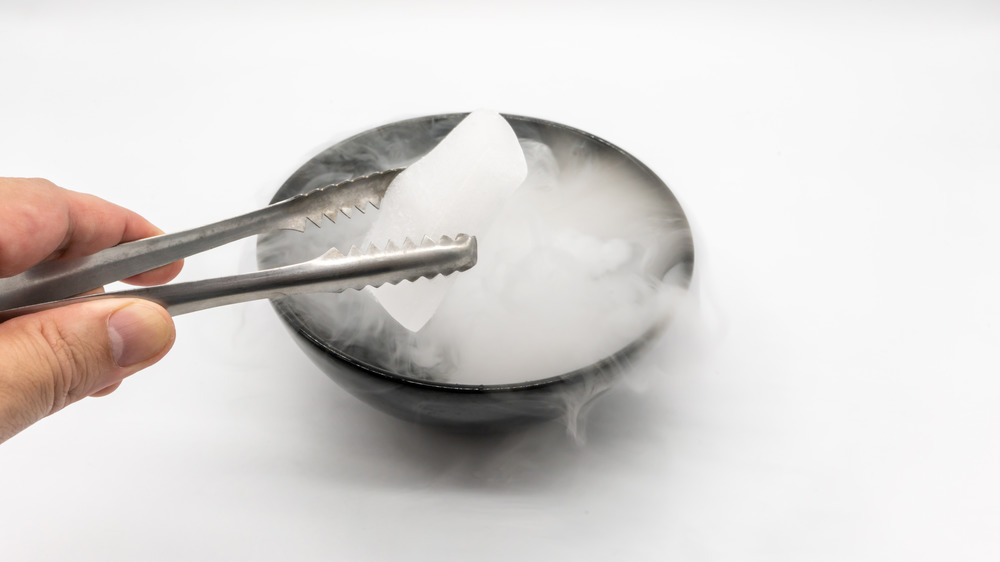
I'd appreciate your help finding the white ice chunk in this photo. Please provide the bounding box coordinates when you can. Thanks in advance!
[366,109,528,331]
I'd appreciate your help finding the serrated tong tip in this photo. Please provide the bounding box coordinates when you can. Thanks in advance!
[286,169,399,231]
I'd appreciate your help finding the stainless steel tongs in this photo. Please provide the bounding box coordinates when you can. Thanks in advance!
[0,170,477,322]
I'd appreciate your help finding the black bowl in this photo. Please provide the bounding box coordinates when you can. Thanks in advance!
[257,113,694,430]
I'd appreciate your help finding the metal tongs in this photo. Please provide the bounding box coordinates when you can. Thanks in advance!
[0,170,477,322]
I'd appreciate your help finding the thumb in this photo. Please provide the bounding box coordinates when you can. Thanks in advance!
[0,299,174,443]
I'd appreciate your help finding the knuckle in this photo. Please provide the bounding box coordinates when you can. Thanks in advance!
[27,316,105,414]
[36,320,80,410]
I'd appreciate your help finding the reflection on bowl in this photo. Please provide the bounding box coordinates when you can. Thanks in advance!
[257,113,694,430]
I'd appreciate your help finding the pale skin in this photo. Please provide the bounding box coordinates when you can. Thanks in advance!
[0,177,183,444]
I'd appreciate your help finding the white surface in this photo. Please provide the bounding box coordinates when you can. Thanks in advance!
[1,1,999,560]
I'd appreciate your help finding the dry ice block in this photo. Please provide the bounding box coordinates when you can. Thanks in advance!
[365,109,527,332]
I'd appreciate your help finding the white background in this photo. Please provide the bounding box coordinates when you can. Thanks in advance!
[2,1,998,560]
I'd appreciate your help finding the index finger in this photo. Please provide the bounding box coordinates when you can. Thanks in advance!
[0,177,183,286]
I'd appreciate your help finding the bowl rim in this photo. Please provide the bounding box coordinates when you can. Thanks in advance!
[263,112,695,393]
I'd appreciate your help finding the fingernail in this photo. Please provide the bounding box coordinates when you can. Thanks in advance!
[107,303,173,367]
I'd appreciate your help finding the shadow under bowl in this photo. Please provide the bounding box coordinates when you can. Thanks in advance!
[257,113,694,431]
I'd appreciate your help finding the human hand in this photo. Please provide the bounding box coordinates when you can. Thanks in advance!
[0,177,183,444]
